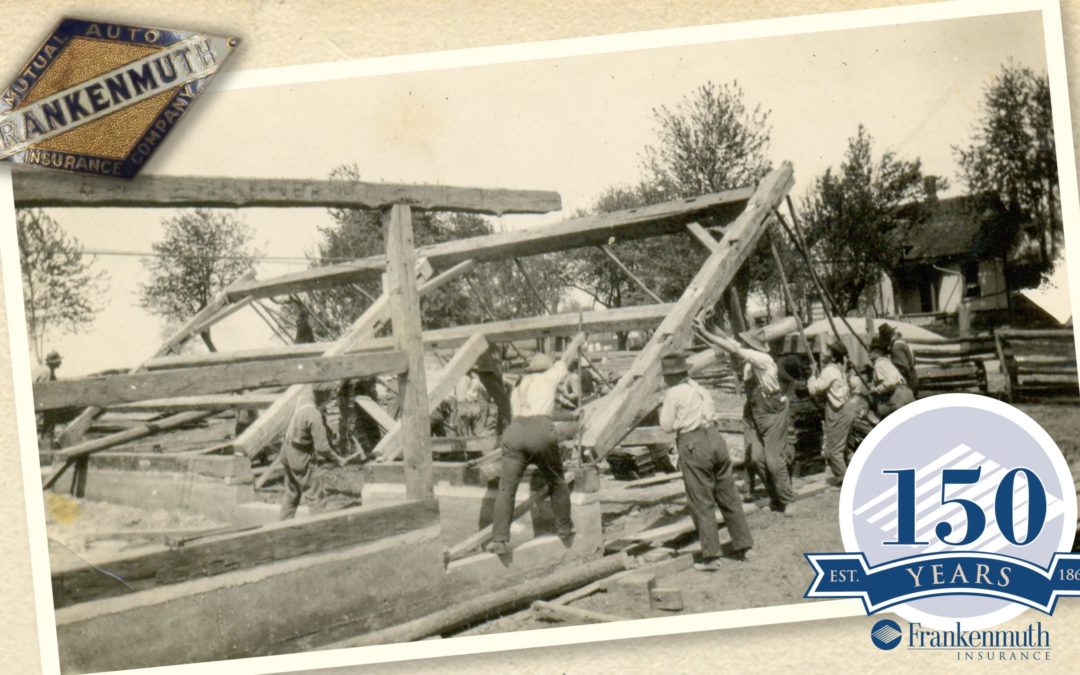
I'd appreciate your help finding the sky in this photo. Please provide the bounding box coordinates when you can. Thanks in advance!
[22,9,1059,376]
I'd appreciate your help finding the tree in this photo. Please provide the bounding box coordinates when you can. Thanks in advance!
[17,209,107,363]
[140,209,258,351]
[302,164,566,339]
[955,62,1058,268]
[564,80,775,337]
[800,124,929,315]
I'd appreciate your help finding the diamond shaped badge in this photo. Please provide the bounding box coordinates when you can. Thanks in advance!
[0,18,239,178]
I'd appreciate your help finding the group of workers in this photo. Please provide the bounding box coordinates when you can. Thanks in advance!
[275,315,919,574]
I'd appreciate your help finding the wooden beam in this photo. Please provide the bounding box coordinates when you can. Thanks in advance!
[56,272,256,447]
[110,394,280,413]
[146,303,673,371]
[580,162,795,457]
[375,333,490,463]
[685,221,721,252]
[34,352,407,411]
[354,396,396,432]
[599,244,663,304]
[226,187,754,300]
[231,260,473,458]
[329,553,631,649]
[12,169,561,215]
[532,600,623,623]
[50,500,439,609]
[42,411,214,490]
[384,205,435,500]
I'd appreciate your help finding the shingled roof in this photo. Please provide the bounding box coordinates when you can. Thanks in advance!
[900,194,1020,263]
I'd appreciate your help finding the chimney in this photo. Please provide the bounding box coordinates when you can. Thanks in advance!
[924,175,938,205]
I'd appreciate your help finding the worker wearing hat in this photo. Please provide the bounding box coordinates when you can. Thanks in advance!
[878,324,919,398]
[487,333,587,556]
[868,338,915,418]
[694,319,795,516]
[660,351,754,569]
[279,387,351,520]
[807,340,856,484]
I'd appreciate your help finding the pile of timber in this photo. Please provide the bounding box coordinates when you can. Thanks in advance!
[606,445,676,481]
[908,335,993,396]
[995,328,1079,402]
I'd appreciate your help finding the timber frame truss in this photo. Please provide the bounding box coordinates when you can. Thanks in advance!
[26,162,795,498]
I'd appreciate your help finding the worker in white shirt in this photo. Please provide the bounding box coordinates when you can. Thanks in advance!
[486,333,587,555]
[695,319,796,516]
[807,340,856,485]
[869,338,915,418]
[660,352,754,570]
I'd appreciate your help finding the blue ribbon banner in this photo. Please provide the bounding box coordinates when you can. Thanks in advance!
[805,552,1080,614]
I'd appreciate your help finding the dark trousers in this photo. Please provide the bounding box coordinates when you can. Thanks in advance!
[477,371,512,436]
[678,426,754,558]
[491,416,573,544]
[279,456,328,520]
[822,399,858,481]
[745,392,795,511]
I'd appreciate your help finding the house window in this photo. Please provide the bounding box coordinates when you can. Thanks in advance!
[962,261,981,298]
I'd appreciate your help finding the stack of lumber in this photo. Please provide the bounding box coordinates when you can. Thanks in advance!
[606,446,676,481]
[995,329,1079,402]
[909,335,993,396]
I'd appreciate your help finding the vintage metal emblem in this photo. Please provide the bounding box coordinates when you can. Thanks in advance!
[0,18,239,178]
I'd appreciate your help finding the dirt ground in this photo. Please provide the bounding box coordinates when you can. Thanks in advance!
[458,401,1080,637]
[45,493,225,572]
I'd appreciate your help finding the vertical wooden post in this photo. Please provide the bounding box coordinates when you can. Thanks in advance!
[383,205,434,499]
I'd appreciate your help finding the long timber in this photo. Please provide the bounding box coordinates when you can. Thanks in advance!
[12,170,562,215]
[225,187,754,300]
[34,352,407,411]
[145,303,674,372]
[580,162,796,457]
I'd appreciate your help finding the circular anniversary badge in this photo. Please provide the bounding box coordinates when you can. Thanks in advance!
[808,394,1079,630]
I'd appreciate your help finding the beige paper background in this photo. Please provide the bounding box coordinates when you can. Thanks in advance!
[2,1,1079,672]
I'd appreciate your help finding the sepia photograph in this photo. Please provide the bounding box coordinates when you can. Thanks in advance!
[3,1,1079,672]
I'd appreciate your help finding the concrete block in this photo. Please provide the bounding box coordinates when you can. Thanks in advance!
[650,587,684,611]
[614,572,656,606]
[73,469,256,523]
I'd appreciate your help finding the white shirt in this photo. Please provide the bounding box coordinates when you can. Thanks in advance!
[511,361,568,417]
[738,348,780,394]
[659,378,717,434]
[873,356,906,390]
[808,362,850,410]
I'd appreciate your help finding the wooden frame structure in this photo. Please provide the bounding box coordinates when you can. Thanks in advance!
[27,162,795,499]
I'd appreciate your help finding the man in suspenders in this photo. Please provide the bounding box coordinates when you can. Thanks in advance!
[660,352,754,570]
[695,320,796,516]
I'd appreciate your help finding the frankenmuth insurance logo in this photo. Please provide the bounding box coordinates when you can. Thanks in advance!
[870,619,1052,662]
[0,18,239,178]
[806,394,1080,631]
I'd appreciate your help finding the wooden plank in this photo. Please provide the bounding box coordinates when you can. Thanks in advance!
[354,396,396,432]
[34,352,407,411]
[56,272,256,447]
[532,600,624,623]
[12,169,561,215]
[231,259,473,458]
[581,163,795,457]
[376,334,490,463]
[997,329,1075,339]
[227,187,754,300]
[686,222,721,252]
[550,554,694,605]
[110,393,280,413]
[147,303,674,371]
[384,205,435,500]
[50,500,439,609]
